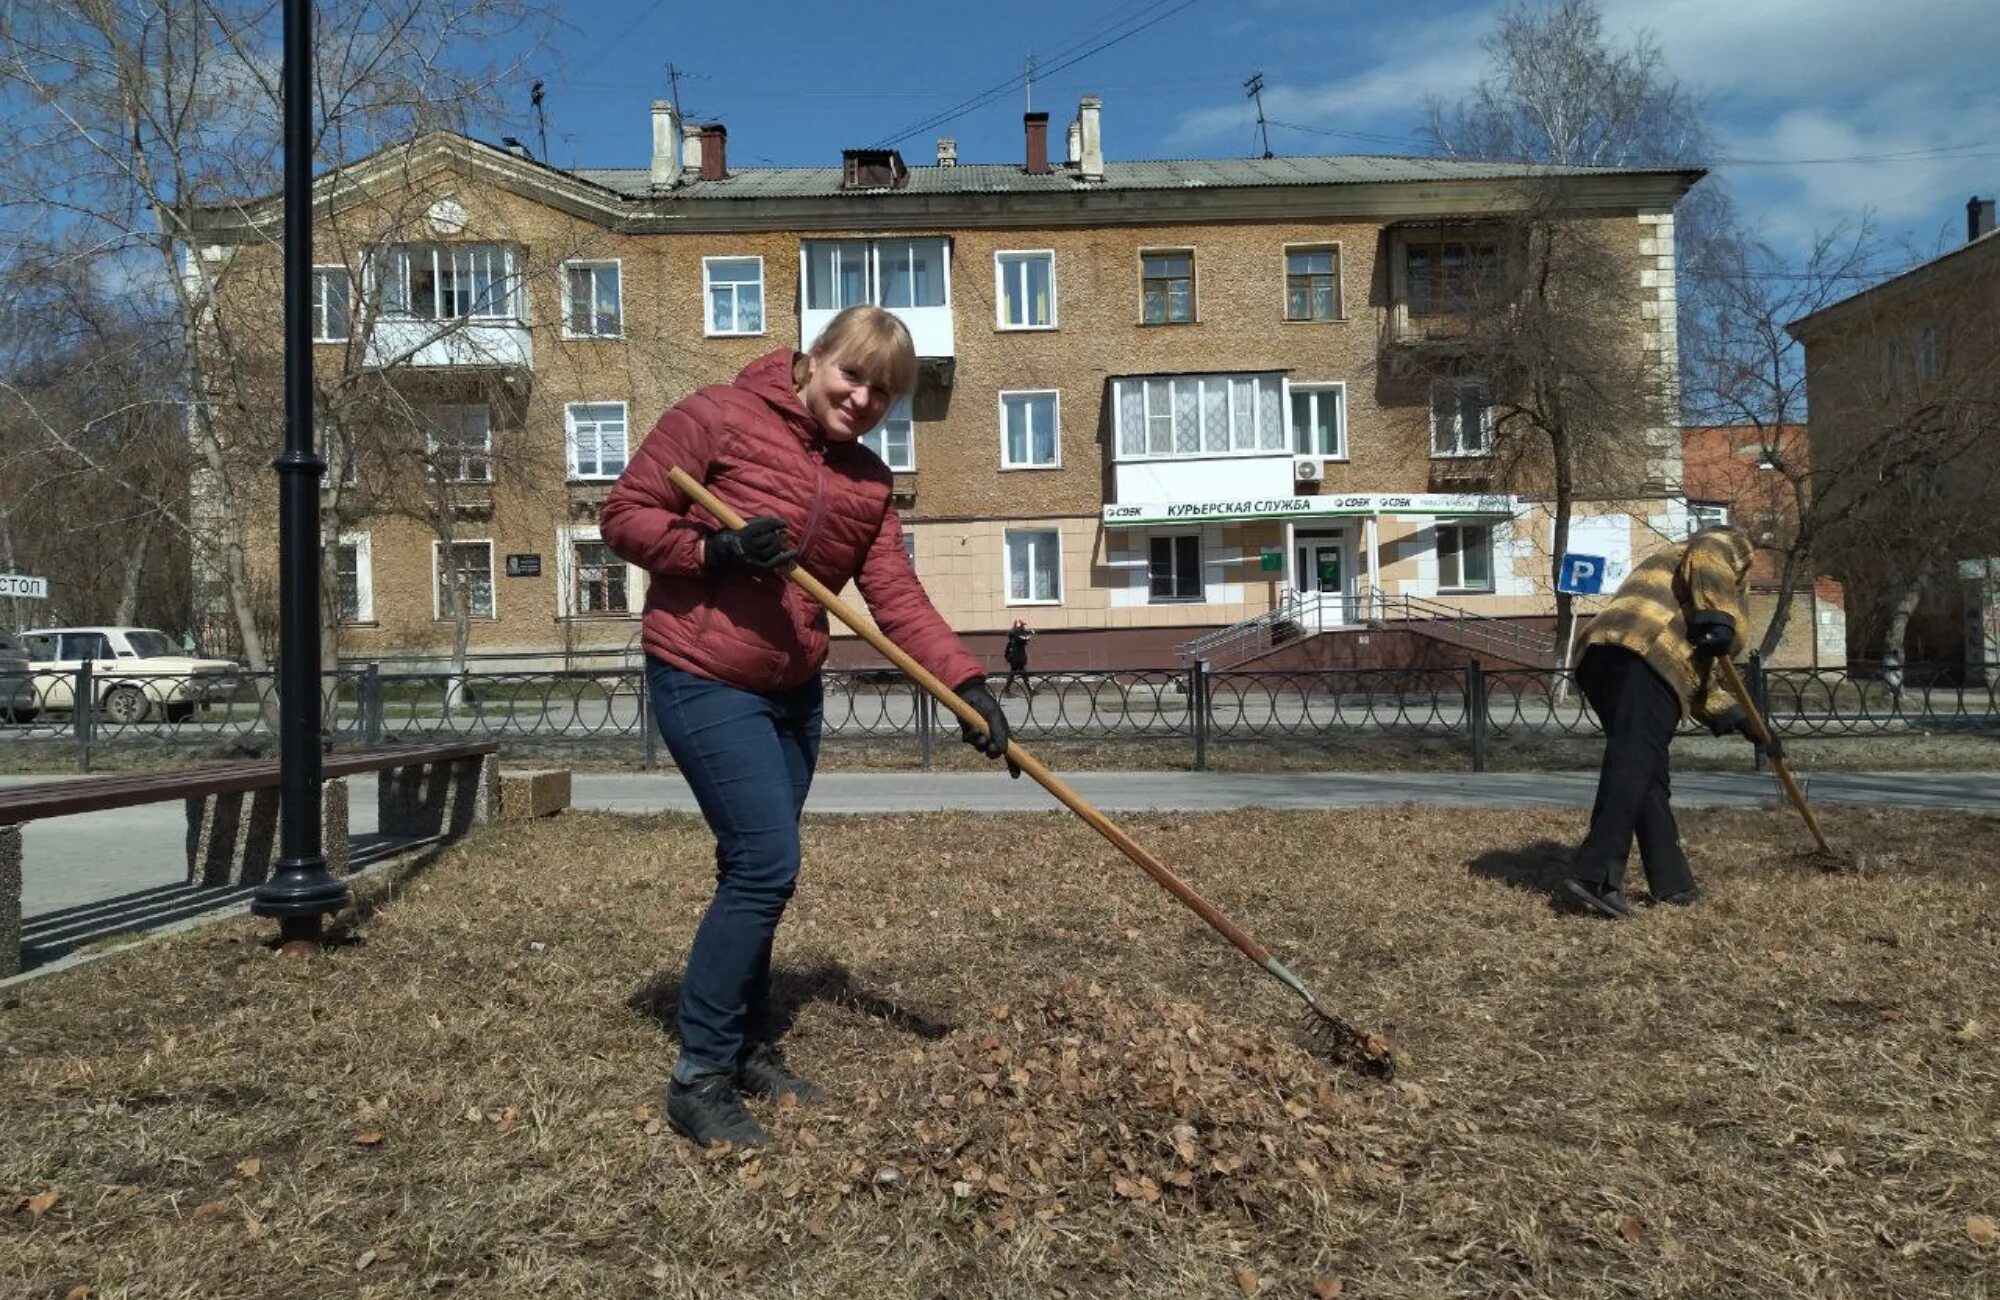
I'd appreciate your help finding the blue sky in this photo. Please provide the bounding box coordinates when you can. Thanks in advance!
[526,0,1999,265]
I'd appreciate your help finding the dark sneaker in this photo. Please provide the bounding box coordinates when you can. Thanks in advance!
[1558,877,1631,919]
[1656,884,1704,907]
[666,1073,768,1148]
[737,1043,825,1104]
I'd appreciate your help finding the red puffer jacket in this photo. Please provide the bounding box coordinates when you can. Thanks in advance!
[602,349,983,694]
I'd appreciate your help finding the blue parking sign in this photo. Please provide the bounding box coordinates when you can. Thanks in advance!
[1558,553,1606,596]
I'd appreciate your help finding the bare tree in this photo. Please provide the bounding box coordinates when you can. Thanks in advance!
[0,0,557,670]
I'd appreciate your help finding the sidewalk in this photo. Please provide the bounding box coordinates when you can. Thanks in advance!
[11,769,1996,921]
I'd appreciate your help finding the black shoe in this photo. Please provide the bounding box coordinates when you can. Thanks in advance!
[666,1073,768,1148]
[736,1043,824,1103]
[1558,877,1631,919]
[1656,884,1703,907]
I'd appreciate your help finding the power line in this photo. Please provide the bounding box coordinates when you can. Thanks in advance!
[869,0,1201,149]
[1244,72,1272,160]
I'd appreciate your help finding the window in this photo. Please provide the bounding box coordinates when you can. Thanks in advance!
[381,244,518,320]
[902,532,917,569]
[704,257,765,335]
[1430,379,1491,457]
[1289,384,1345,457]
[566,402,628,480]
[434,541,495,620]
[1689,501,1730,532]
[427,406,492,482]
[312,267,351,341]
[1000,391,1060,468]
[563,261,621,337]
[1436,524,1493,592]
[1141,251,1194,324]
[1112,373,1286,460]
[1284,247,1341,321]
[1149,535,1203,603]
[858,398,914,471]
[803,238,949,312]
[1917,323,1945,381]
[1405,237,1500,314]
[59,632,114,660]
[335,532,373,622]
[1005,529,1061,604]
[22,633,55,660]
[996,251,1056,329]
[571,540,627,614]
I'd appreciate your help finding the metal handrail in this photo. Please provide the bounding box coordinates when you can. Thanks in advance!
[1352,586,1557,665]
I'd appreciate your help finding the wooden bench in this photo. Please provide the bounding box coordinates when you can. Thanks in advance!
[0,741,501,977]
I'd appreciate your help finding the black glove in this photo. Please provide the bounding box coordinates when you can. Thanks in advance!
[955,679,1020,777]
[1761,732,1787,763]
[704,516,796,575]
[1687,610,1737,661]
[1707,704,1751,738]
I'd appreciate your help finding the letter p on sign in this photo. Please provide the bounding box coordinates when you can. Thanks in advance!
[1558,553,1605,596]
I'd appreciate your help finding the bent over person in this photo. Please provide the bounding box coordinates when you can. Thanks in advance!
[1558,525,1759,919]
[601,306,1015,1148]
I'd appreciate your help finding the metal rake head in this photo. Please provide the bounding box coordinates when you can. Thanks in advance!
[1302,1005,1397,1080]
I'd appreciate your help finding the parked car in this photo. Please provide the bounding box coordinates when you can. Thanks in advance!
[21,627,239,724]
[0,630,36,723]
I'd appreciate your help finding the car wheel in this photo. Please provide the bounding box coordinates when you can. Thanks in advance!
[102,684,151,725]
[166,700,196,723]
[9,709,37,725]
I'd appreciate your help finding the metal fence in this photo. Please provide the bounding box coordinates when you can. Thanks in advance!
[3,658,1995,772]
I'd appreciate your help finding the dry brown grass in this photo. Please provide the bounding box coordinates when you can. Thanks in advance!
[3,805,1998,1298]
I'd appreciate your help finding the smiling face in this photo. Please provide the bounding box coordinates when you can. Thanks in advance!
[799,350,896,442]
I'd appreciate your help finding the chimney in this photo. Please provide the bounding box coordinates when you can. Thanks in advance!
[1066,120,1082,165]
[650,100,680,188]
[682,122,702,174]
[1970,195,1997,243]
[1077,95,1104,182]
[699,123,728,181]
[936,137,957,168]
[1024,112,1050,175]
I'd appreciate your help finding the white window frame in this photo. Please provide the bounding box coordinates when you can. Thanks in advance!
[1288,381,1347,459]
[1916,322,1944,381]
[1003,528,1063,606]
[859,397,915,471]
[378,243,521,321]
[1688,501,1730,532]
[335,531,373,623]
[994,249,1057,330]
[565,401,629,481]
[556,525,645,619]
[560,259,623,339]
[1436,522,1495,593]
[431,539,497,621]
[1111,373,1288,462]
[999,390,1062,470]
[1282,243,1343,322]
[1148,532,1206,605]
[427,405,493,483]
[1430,379,1492,458]
[1138,247,1197,325]
[312,266,352,342]
[801,238,952,313]
[703,255,767,336]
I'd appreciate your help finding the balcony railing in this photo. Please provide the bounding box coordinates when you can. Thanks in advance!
[364,317,532,369]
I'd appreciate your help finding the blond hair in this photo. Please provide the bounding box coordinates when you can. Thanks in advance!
[798,305,918,398]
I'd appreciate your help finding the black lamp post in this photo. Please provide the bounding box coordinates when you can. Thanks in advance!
[252,0,348,948]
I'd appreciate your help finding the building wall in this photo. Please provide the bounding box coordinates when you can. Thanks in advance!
[197,152,1694,668]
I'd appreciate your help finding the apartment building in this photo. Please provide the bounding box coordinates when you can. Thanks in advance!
[1790,198,2000,671]
[184,98,1705,671]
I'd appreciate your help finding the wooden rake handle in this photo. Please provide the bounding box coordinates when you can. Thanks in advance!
[665,466,1278,967]
[1715,654,1833,854]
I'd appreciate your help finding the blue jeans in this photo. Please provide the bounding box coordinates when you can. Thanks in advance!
[646,659,823,1077]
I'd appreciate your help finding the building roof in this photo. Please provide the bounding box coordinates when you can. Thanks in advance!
[1788,224,2000,338]
[570,154,1701,201]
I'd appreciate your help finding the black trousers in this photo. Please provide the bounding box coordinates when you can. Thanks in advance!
[1573,644,1694,897]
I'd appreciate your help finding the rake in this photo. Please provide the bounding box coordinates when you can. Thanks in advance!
[1714,655,1849,869]
[667,467,1395,1079]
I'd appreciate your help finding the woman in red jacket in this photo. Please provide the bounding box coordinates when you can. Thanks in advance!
[602,305,1013,1148]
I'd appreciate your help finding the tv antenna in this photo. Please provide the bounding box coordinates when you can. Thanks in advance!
[1245,72,1273,159]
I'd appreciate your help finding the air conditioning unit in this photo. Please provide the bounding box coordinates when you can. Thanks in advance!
[1293,456,1323,483]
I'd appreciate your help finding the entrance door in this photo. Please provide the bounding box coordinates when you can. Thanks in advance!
[1293,530,1349,626]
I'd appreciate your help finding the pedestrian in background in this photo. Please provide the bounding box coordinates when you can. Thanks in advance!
[602,305,1015,1148]
[1002,618,1034,694]
[1558,525,1763,919]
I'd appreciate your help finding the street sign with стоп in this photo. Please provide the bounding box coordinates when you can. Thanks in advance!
[0,574,49,599]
